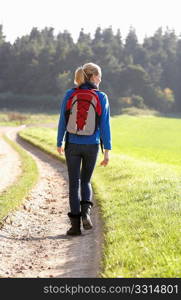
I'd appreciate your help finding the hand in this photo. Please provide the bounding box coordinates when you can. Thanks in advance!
[57,146,64,155]
[100,149,110,167]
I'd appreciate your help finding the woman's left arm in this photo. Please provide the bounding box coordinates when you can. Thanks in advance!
[57,90,72,152]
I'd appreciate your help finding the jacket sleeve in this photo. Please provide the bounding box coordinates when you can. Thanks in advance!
[57,89,72,147]
[99,93,112,150]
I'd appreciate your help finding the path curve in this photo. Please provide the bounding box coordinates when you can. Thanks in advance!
[0,127,21,193]
[0,126,103,278]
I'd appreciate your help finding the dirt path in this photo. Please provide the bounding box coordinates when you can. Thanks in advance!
[0,126,103,278]
[0,127,21,193]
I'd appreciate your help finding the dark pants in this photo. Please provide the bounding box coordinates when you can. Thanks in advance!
[65,143,99,215]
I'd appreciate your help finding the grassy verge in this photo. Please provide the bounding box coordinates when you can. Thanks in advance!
[19,127,64,162]
[93,153,181,277]
[0,135,39,223]
[18,116,181,277]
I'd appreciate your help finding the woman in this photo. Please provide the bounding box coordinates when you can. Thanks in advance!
[57,62,112,235]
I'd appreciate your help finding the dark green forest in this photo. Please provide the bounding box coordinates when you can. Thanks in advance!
[0,24,181,114]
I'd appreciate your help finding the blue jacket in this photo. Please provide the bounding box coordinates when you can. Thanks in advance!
[57,81,112,150]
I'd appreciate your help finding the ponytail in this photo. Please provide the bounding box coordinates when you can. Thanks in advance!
[74,67,86,86]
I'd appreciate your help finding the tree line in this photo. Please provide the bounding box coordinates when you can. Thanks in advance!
[0,24,181,114]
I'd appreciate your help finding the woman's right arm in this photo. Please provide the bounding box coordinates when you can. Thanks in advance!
[100,149,110,166]
[99,93,112,166]
[99,94,112,150]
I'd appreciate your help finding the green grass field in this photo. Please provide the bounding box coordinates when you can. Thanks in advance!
[19,114,181,277]
[111,115,181,166]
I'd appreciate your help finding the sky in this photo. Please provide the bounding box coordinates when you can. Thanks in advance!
[0,0,181,44]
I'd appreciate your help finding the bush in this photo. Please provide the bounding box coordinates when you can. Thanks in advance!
[154,88,175,113]
[131,95,145,108]
[119,94,145,109]
[7,112,28,123]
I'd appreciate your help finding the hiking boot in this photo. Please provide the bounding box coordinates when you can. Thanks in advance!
[80,200,93,230]
[67,212,81,236]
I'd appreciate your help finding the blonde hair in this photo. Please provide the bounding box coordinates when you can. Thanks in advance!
[74,62,101,86]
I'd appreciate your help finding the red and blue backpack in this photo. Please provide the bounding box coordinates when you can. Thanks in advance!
[65,88,103,152]
[65,88,102,135]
